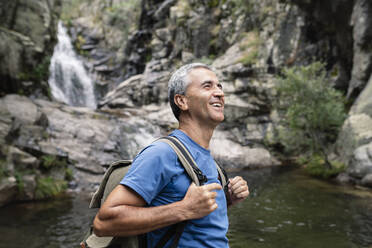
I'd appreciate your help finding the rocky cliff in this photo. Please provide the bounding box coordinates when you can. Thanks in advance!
[0,0,61,98]
[1,0,372,207]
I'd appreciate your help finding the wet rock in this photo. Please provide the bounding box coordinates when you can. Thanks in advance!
[348,142,372,179]
[335,172,355,185]
[20,174,37,201]
[336,114,372,164]
[0,177,17,207]
[361,173,372,187]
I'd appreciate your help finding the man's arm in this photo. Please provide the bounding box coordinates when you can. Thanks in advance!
[227,176,249,207]
[93,182,222,237]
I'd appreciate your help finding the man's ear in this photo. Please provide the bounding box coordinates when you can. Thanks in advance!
[174,94,188,111]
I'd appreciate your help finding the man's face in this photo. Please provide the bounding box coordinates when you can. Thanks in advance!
[183,67,225,126]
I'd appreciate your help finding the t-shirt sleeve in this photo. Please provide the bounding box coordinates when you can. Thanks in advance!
[120,141,178,205]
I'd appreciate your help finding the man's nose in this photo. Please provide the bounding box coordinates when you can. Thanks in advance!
[212,86,224,98]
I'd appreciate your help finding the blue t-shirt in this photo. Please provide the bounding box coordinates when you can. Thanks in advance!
[120,130,229,247]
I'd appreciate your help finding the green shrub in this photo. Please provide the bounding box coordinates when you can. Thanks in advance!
[18,56,51,82]
[304,155,345,179]
[65,167,73,181]
[275,62,347,168]
[40,155,68,170]
[35,177,67,199]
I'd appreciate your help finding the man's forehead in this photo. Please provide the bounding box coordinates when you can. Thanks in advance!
[187,67,218,82]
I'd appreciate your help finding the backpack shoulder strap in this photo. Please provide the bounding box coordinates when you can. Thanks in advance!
[157,136,207,186]
[158,136,228,188]
[215,160,228,189]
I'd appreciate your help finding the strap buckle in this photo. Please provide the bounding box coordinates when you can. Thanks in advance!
[195,170,207,185]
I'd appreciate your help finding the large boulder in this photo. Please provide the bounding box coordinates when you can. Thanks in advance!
[337,73,372,183]
[348,142,372,180]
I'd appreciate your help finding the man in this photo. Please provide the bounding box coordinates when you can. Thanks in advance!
[93,63,249,247]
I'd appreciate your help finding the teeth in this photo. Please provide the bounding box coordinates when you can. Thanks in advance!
[212,103,222,107]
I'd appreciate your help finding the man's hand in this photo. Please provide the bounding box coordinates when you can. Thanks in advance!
[181,182,222,219]
[227,176,249,206]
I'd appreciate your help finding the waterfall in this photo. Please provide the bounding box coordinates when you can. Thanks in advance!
[48,21,96,108]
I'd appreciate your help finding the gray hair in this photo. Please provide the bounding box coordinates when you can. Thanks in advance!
[168,63,213,120]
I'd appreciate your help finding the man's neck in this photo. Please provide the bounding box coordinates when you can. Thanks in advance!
[178,121,216,150]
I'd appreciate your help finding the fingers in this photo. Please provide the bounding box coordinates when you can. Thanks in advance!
[203,182,222,191]
[229,176,249,199]
[183,182,221,219]
[201,183,220,204]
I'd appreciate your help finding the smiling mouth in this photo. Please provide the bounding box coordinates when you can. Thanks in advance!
[212,103,222,107]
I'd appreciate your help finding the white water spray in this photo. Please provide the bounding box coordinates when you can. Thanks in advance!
[48,21,96,108]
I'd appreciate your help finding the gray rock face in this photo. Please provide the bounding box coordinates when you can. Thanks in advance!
[337,73,372,184]
[348,143,372,179]
[0,177,17,207]
[0,0,61,97]
[0,94,164,206]
[350,74,372,117]
[336,114,372,163]
[98,60,170,109]
[347,0,372,99]
[361,173,372,187]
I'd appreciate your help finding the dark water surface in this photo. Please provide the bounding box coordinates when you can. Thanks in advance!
[228,167,372,248]
[0,166,371,248]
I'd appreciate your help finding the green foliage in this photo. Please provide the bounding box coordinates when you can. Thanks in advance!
[303,155,345,179]
[237,31,261,66]
[34,56,51,81]
[275,62,347,158]
[105,0,141,29]
[65,167,73,181]
[207,0,221,8]
[14,172,25,193]
[18,56,51,82]
[35,177,67,199]
[238,50,259,66]
[60,0,87,22]
[75,35,86,51]
[40,155,68,170]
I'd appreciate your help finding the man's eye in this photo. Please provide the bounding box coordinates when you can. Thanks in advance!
[218,84,223,89]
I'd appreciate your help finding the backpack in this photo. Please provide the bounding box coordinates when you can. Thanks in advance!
[80,136,228,248]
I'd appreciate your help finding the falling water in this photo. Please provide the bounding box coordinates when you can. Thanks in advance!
[48,21,96,108]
